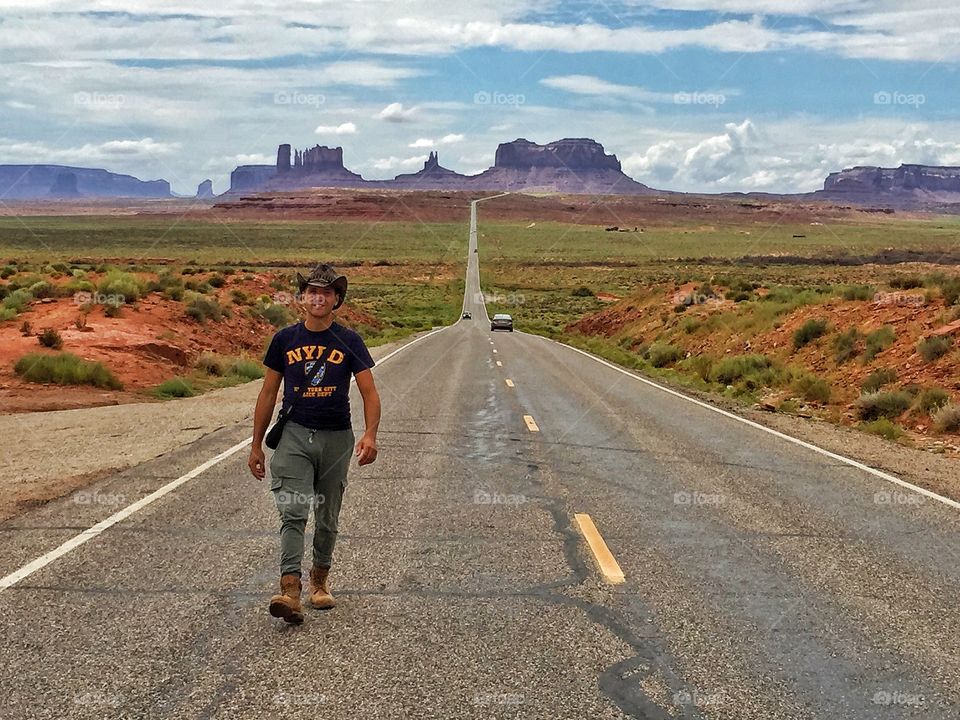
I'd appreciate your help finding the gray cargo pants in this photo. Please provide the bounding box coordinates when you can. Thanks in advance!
[268,421,355,576]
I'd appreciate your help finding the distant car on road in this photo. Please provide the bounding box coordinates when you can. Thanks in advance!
[461,311,472,319]
[490,313,513,332]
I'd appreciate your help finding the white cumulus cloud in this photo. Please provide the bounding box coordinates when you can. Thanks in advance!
[375,102,418,123]
[315,122,357,135]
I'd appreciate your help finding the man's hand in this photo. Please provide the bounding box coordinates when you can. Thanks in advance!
[248,446,267,480]
[355,432,378,466]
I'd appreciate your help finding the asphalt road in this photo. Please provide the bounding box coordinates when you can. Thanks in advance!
[0,195,958,719]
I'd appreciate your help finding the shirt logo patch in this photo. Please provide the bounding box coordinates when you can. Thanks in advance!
[304,360,326,386]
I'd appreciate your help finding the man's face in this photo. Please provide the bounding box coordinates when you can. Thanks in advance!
[301,285,337,317]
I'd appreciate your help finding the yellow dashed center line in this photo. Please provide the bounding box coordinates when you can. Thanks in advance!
[496,360,502,367]
[523,414,540,432]
[574,513,625,585]
[505,379,515,387]
[492,349,498,353]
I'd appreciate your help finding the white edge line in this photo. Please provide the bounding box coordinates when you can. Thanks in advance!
[519,330,960,512]
[0,324,452,592]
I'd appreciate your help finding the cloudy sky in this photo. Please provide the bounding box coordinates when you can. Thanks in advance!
[1,1,958,195]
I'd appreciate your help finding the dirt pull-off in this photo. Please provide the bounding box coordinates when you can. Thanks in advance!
[0,331,426,522]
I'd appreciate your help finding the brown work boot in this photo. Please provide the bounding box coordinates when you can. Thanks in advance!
[268,574,304,624]
[308,565,335,609]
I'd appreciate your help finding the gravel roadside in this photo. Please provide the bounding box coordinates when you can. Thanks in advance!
[0,328,439,521]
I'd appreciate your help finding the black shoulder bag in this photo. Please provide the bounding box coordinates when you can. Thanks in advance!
[264,359,326,449]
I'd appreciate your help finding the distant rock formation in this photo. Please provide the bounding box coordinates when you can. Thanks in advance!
[814,164,960,210]
[390,151,471,189]
[269,143,364,188]
[469,138,652,194]
[226,138,652,195]
[822,164,960,195]
[196,179,214,199]
[230,165,276,192]
[0,165,171,200]
[277,144,292,174]
[494,138,622,171]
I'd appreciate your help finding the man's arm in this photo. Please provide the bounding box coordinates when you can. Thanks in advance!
[354,368,380,466]
[248,368,283,480]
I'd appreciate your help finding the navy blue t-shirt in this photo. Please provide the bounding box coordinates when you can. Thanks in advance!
[263,321,375,431]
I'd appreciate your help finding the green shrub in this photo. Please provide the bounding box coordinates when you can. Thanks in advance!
[228,357,265,381]
[8,273,43,291]
[185,294,225,323]
[64,278,96,296]
[677,354,714,382]
[104,299,124,318]
[154,377,196,398]
[888,275,923,290]
[856,390,912,421]
[833,327,861,364]
[917,336,952,362]
[0,265,15,279]
[793,374,832,403]
[939,278,960,306]
[840,285,873,301]
[147,271,186,300]
[196,351,228,376]
[28,280,57,299]
[570,286,594,297]
[249,301,296,328]
[710,354,778,385]
[2,288,33,313]
[645,342,684,368]
[777,399,799,414]
[793,318,829,350]
[0,308,16,321]
[208,273,227,288]
[864,326,896,361]
[933,403,960,433]
[861,368,897,393]
[97,270,141,303]
[38,328,63,349]
[859,418,905,440]
[916,387,950,415]
[185,280,213,294]
[14,352,122,389]
[230,289,250,305]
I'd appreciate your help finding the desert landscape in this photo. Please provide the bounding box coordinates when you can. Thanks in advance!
[5,4,960,716]
[2,185,957,446]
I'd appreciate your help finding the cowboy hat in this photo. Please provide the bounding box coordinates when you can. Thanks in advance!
[296,263,348,310]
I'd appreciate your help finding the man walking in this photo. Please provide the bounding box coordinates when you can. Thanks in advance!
[248,263,381,624]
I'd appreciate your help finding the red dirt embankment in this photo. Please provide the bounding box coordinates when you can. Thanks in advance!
[0,269,379,414]
[568,280,960,447]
